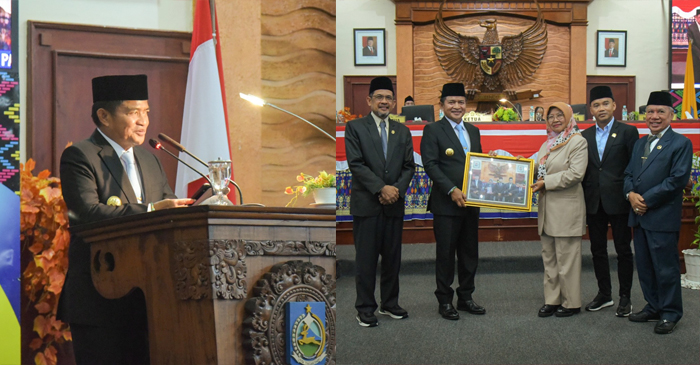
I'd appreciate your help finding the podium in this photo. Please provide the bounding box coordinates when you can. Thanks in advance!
[72,205,336,364]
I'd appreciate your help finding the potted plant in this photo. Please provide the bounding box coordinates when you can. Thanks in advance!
[682,152,700,287]
[285,170,336,207]
[493,106,519,122]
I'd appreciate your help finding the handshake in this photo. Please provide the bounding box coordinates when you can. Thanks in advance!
[379,185,399,205]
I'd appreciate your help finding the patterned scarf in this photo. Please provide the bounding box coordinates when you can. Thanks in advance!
[537,103,581,180]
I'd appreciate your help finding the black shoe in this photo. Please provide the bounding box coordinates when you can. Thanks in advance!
[379,305,408,319]
[629,311,660,322]
[456,300,486,315]
[538,304,560,317]
[439,303,460,320]
[585,293,614,312]
[615,296,632,317]
[555,307,581,317]
[654,319,677,334]
[356,312,378,327]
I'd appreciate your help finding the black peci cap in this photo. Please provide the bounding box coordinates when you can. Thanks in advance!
[92,74,149,103]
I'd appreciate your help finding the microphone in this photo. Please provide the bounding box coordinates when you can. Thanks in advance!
[158,133,209,167]
[152,136,244,204]
[149,138,212,187]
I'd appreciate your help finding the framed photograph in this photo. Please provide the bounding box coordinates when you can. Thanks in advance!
[669,0,700,89]
[596,30,627,67]
[354,28,386,66]
[461,153,535,212]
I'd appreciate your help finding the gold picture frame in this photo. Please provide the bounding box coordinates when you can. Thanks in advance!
[461,153,535,212]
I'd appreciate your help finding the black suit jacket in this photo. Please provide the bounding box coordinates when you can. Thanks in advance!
[582,120,638,215]
[624,128,693,232]
[421,117,482,216]
[57,130,176,326]
[362,46,376,56]
[345,114,415,217]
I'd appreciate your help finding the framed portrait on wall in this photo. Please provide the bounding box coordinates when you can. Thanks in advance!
[354,28,386,66]
[596,30,627,67]
[461,153,534,212]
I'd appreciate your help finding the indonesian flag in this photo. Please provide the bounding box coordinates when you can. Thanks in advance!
[175,0,235,201]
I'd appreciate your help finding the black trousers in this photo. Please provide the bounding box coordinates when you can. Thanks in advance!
[587,204,634,298]
[353,213,404,314]
[71,322,150,365]
[633,227,683,322]
[433,209,479,305]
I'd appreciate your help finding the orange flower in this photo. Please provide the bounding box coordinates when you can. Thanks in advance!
[284,187,294,195]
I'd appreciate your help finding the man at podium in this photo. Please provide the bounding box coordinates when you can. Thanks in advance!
[57,75,193,364]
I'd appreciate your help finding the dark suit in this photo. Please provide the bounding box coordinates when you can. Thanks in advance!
[623,128,693,322]
[363,45,377,56]
[57,130,176,364]
[345,114,415,314]
[604,48,618,58]
[687,22,700,84]
[582,120,638,298]
[421,117,482,304]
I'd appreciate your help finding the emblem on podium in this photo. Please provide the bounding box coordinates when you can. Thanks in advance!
[287,302,327,365]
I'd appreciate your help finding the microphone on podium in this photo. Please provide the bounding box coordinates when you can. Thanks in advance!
[149,138,213,188]
[153,134,245,205]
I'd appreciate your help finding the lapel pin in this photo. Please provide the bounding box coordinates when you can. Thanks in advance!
[446,148,454,156]
[611,133,617,138]
[657,145,662,150]
[107,196,122,207]
[391,130,395,134]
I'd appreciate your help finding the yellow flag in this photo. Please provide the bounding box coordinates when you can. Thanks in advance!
[681,39,697,119]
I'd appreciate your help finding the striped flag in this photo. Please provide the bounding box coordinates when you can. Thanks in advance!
[175,0,235,201]
[681,39,697,119]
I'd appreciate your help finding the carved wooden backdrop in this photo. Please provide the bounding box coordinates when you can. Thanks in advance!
[413,15,570,117]
[260,0,335,206]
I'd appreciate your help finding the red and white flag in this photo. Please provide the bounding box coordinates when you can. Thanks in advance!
[176,0,234,201]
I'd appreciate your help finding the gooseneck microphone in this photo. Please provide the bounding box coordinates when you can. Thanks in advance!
[153,134,244,204]
[158,133,209,167]
[149,139,212,187]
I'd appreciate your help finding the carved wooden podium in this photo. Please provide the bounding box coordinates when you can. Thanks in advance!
[71,205,336,365]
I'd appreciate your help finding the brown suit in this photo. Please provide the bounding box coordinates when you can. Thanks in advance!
[535,134,588,308]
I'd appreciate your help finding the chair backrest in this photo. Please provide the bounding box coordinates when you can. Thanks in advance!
[571,104,587,116]
[639,105,646,113]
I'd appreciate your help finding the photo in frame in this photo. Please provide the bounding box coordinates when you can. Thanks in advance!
[596,30,627,67]
[354,28,386,66]
[461,153,534,212]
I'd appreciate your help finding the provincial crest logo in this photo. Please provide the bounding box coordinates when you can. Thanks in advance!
[479,45,503,75]
[286,302,327,365]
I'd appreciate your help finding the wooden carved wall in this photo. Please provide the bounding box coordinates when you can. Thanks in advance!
[260,0,336,207]
[413,16,570,116]
[395,0,592,112]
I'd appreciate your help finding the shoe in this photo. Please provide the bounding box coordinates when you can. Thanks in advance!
[379,306,408,319]
[356,312,378,327]
[538,304,560,317]
[654,319,677,334]
[585,293,614,312]
[456,300,486,315]
[615,296,632,317]
[554,307,581,317]
[628,311,660,322]
[439,303,460,320]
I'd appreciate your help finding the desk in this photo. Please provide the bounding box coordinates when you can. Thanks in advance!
[336,121,700,222]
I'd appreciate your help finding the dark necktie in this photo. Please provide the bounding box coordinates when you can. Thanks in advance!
[642,134,657,165]
[380,120,387,158]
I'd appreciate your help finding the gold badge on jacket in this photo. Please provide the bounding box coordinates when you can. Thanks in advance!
[107,196,122,207]
[391,130,395,134]
[611,133,617,138]
[445,148,454,156]
[657,145,662,149]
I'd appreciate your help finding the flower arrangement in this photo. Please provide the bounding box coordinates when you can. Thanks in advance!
[20,159,72,365]
[493,106,519,122]
[337,107,360,123]
[285,171,336,207]
[689,152,700,248]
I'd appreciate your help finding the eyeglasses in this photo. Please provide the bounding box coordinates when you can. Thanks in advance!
[547,114,565,122]
[372,94,394,102]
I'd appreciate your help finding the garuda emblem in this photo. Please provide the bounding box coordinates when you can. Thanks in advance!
[433,0,547,94]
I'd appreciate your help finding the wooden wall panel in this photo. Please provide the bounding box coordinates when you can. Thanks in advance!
[412,16,571,118]
[260,0,336,207]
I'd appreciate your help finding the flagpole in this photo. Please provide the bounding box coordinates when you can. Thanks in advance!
[210,0,217,46]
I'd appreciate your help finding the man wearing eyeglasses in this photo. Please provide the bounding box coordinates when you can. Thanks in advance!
[345,76,415,327]
[421,83,484,320]
[623,91,693,335]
